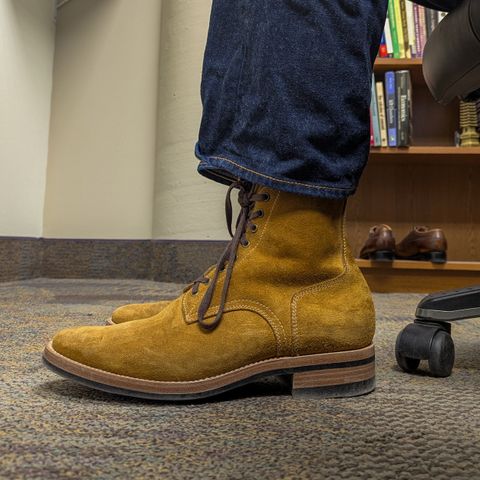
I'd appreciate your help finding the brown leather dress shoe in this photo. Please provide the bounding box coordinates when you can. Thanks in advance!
[359,225,396,261]
[395,226,447,264]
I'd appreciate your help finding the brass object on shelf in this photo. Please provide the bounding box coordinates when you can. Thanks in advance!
[459,100,480,147]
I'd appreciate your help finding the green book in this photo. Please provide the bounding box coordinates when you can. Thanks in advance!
[399,0,411,58]
[394,0,406,58]
[387,0,400,58]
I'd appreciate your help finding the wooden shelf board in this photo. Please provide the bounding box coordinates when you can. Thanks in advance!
[370,146,480,155]
[356,259,480,272]
[374,57,425,84]
[374,58,423,68]
[356,259,480,292]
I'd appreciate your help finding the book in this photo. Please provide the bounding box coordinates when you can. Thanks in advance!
[371,75,382,147]
[370,109,374,146]
[394,0,406,58]
[399,0,411,58]
[438,11,447,23]
[395,70,412,146]
[384,17,394,57]
[379,32,388,58]
[405,1,417,58]
[385,71,397,147]
[413,4,422,57]
[387,0,400,58]
[376,81,388,147]
[425,8,438,37]
[378,2,449,59]
[418,5,427,56]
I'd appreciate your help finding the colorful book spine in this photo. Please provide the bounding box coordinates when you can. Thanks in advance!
[384,17,394,57]
[393,0,406,58]
[395,70,412,147]
[425,8,438,37]
[371,75,382,147]
[385,71,397,147]
[379,33,388,58]
[376,81,388,147]
[378,2,449,59]
[413,4,422,57]
[370,110,374,146]
[399,0,410,58]
[387,1,400,58]
[406,72,413,146]
[418,6,427,56]
[405,0,417,58]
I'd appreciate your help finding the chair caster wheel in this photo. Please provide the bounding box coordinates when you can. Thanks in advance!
[395,345,420,373]
[428,330,455,377]
[395,321,455,377]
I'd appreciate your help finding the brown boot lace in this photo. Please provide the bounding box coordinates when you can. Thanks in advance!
[190,181,269,331]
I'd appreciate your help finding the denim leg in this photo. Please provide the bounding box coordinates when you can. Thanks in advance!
[196,0,388,199]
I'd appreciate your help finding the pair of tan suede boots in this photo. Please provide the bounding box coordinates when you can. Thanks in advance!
[43,183,376,401]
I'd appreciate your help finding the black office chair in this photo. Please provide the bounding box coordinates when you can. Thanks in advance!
[395,0,480,377]
[422,0,480,105]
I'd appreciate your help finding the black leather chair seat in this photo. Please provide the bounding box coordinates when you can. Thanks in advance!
[423,0,480,105]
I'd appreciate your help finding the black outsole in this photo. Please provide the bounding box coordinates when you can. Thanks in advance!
[43,355,375,402]
[364,250,395,262]
[396,251,447,264]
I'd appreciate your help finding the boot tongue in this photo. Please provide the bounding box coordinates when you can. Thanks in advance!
[196,181,262,331]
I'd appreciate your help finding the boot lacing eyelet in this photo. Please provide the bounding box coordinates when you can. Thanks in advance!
[250,224,258,233]
[262,193,270,202]
[195,181,266,331]
[191,276,209,296]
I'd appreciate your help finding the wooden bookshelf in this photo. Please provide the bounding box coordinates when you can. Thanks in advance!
[374,58,424,84]
[370,146,480,164]
[370,146,480,155]
[374,58,423,68]
[356,259,480,293]
[347,58,480,293]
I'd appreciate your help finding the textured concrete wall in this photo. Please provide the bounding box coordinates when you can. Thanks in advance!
[152,0,230,241]
[0,0,56,236]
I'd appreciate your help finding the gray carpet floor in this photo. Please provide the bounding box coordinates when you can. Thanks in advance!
[1,279,480,479]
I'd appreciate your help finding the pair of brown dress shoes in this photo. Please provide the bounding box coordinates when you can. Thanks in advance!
[360,225,447,264]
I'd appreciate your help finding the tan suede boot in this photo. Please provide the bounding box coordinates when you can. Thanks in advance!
[109,301,170,325]
[43,182,376,400]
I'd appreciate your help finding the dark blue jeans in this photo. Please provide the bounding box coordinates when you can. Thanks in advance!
[196,0,461,199]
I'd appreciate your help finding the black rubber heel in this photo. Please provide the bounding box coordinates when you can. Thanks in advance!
[368,250,395,262]
[396,251,447,264]
[426,251,447,264]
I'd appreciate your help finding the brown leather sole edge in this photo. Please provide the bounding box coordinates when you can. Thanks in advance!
[43,343,375,401]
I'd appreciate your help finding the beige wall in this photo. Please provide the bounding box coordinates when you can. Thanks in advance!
[2,0,227,240]
[0,0,56,237]
[43,0,162,239]
[152,0,229,240]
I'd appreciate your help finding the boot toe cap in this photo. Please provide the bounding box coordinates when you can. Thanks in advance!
[52,327,97,363]
[52,325,108,367]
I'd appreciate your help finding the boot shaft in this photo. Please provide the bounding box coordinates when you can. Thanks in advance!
[183,185,375,356]
[239,186,347,286]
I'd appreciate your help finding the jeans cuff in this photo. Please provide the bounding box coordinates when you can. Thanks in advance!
[195,143,355,199]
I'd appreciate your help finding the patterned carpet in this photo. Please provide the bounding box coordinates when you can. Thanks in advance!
[1,279,479,479]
